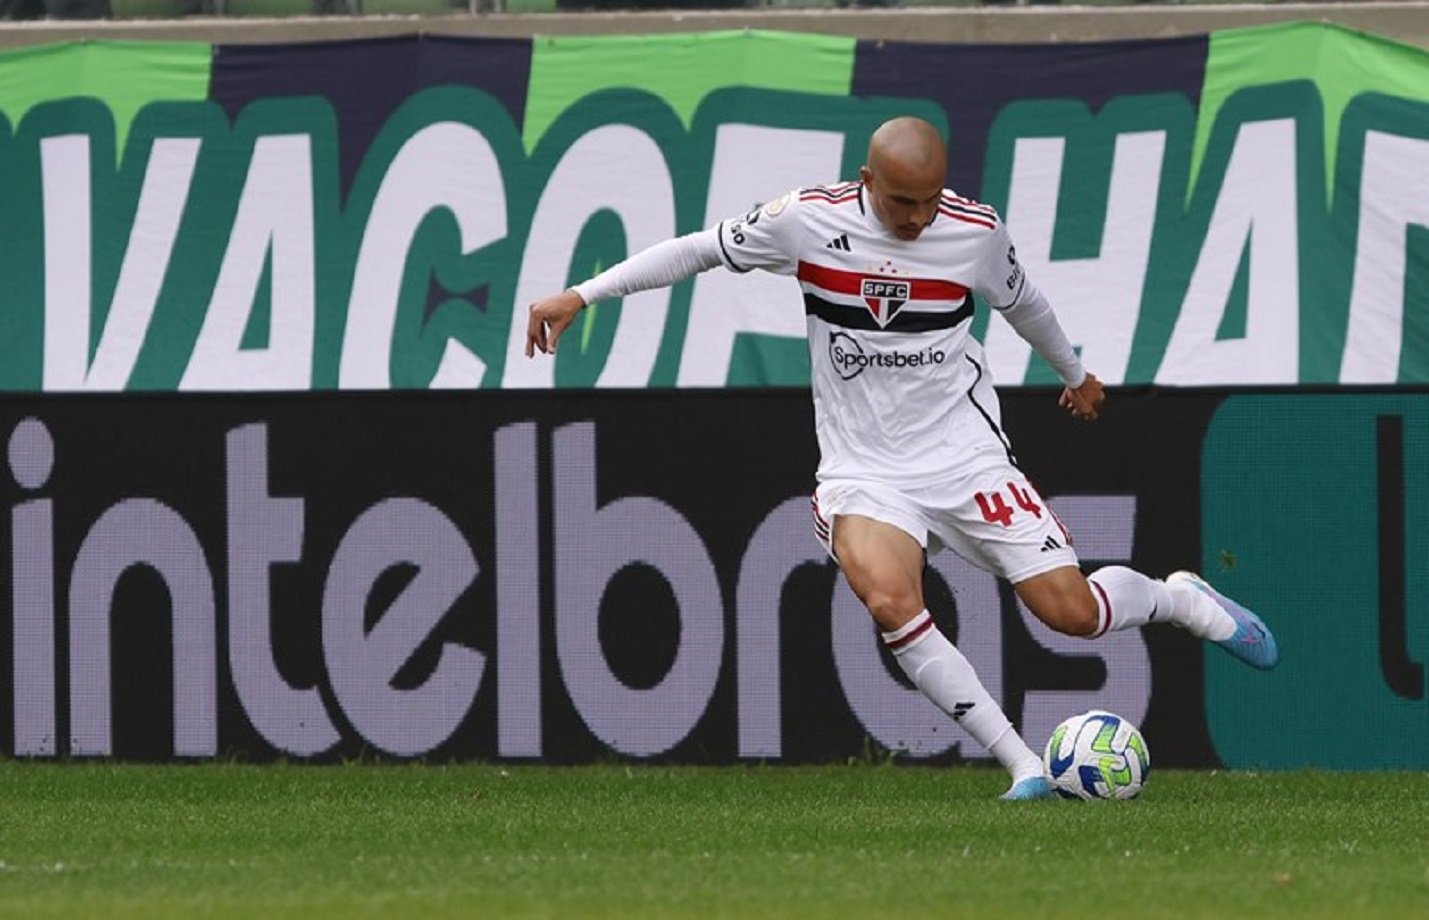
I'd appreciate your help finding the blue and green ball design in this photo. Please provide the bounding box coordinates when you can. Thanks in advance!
[1044,710,1152,800]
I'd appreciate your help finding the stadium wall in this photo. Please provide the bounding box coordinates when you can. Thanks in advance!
[0,3,1426,51]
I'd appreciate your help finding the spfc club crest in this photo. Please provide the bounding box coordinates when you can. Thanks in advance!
[860,278,910,327]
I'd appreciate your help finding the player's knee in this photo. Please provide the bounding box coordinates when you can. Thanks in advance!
[858,587,922,632]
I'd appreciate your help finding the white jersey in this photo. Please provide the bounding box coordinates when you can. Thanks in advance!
[712,182,1035,488]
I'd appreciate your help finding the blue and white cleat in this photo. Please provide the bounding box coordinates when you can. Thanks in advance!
[1001,775,1056,801]
[1169,571,1279,670]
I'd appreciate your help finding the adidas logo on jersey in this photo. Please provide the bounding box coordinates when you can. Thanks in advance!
[1040,536,1062,552]
[825,233,851,252]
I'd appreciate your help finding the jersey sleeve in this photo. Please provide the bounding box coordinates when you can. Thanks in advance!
[572,229,725,306]
[967,215,1027,311]
[711,190,802,276]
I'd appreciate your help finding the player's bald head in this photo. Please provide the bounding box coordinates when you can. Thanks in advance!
[866,117,947,188]
[860,117,947,241]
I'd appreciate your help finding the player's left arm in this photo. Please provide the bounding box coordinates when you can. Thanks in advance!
[1057,371,1104,422]
[974,220,1103,421]
[999,285,1104,422]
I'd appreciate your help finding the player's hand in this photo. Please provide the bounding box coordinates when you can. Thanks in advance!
[1058,373,1105,422]
[525,289,586,357]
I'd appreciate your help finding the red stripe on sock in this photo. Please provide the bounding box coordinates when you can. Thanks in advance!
[1090,580,1112,638]
[884,615,935,651]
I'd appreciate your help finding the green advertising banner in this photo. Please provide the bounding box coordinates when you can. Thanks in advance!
[0,24,1424,391]
[1203,393,1429,768]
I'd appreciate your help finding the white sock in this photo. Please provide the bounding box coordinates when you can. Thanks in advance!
[1087,566,1235,641]
[1167,576,1237,641]
[883,611,1043,783]
[1085,566,1174,636]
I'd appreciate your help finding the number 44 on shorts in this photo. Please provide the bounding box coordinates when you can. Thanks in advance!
[974,481,1043,527]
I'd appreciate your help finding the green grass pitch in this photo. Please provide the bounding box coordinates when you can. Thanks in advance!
[0,762,1425,919]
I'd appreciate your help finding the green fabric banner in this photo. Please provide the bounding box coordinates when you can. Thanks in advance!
[0,25,1424,391]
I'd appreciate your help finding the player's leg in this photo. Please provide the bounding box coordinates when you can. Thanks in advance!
[932,467,1279,670]
[828,512,925,632]
[1006,564,1100,636]
[829,512,1052,799]
[1014,564,1279,670]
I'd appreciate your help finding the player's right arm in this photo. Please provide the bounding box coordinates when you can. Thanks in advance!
[524,229,723,356]
[525,288,587,357]
[525,191,804,357]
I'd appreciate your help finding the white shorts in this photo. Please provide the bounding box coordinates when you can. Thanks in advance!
[811,467,1079,584]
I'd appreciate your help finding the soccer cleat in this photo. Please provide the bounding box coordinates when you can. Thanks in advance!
[1168,571,1279,670]
[1000,775,1056,801]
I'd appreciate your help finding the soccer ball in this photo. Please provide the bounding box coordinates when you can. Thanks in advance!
[1042,710,1150,800]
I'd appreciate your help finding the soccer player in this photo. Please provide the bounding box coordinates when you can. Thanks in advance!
[526,116,1278,800]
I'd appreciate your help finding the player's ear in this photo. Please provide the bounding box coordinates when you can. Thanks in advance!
[858,164,874,187]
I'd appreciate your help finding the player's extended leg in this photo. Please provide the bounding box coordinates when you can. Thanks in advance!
[1014,564,1279,670]
[832,514,1054,800]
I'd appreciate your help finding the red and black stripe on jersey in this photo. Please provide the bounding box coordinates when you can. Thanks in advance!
[800,182,862,206]
[796,260,974,332]
[803,295,975,332]
[937,193,997,230]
